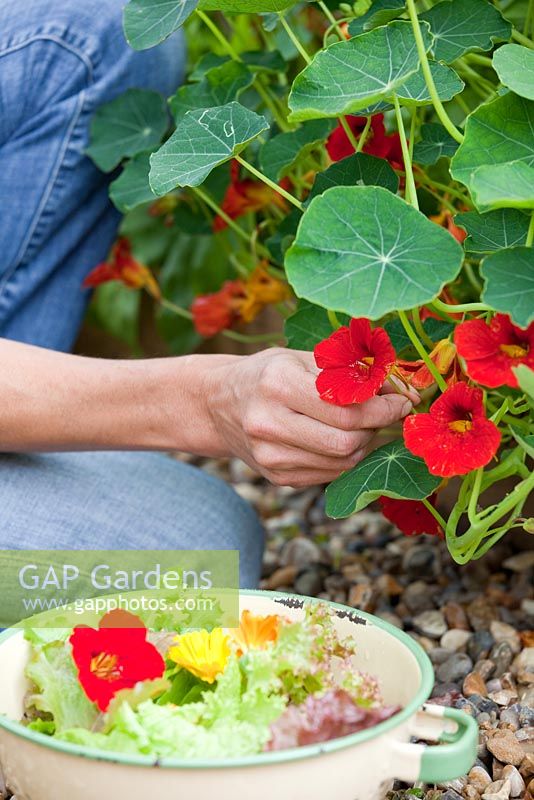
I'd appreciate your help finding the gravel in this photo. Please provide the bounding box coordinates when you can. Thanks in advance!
[1,456,533,800]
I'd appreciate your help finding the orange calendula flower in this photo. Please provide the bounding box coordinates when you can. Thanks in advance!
[83,238,161,300]
[229,610,280,657]
[167,628,231,684]
[239,264,291,324]
[213,161,288,232]
[396,339,458,390]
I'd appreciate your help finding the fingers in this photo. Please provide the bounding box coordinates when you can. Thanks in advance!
[275,410,375,457]
[250,440,369,473]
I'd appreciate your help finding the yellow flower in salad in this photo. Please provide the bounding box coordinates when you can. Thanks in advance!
[168,628,230,684]
[229,610,280,657]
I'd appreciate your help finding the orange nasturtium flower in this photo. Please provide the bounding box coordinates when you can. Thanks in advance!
[239,264,291,324]
[229,610,280,657]
[167,628,231,684]
[213,160,288,231]
[83,238,161,300]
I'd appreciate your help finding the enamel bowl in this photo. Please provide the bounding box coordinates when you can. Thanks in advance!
[0,590,477,800]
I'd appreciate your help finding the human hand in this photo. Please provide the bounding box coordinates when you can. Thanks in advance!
[207,348,415,488]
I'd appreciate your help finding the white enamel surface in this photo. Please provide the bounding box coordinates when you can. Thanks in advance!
[0,595,434,800]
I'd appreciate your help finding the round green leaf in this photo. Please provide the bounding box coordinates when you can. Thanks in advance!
[420,0,511,64]
[509,425,534,459]
[288,21,432,122]
[493,44,534,101]
[149,102,268,193]
[451,94,534,188]
[307,152,399,202]
[470,160,534,211]
[455,209,531,253]
[86,89,169,172]
[285,185,464,319]
[260,120,335,181]
[325,440,441,518]
[284,300,348,350]
[199,0,299,11]
[513,365,534,402]
[190,51,285,81]
[109,152,156,213]
[169,62,254,121]
[481,247,534,328]
[396,62,464,107]
[348,0,405,36]
[413,123,459,165]
[123,0,198,50]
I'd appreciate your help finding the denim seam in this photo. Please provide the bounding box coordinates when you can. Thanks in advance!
[0,35,94,302]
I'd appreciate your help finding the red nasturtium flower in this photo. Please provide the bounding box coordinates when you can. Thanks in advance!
[213,160,288,231]
[403,382,501,478]
[191,279,247,337]
[396,339,458,390]
[83,238,161,300]
[454,314,534,389]
[314,318,396,405]
[326,114,404,170]
[429,209,467,244]
[70,611,165,712]
[378,495,443,538]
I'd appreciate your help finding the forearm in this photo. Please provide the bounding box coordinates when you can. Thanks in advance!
[0,339,235,454]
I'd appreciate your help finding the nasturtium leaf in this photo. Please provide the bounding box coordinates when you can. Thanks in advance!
[169,62,253,121]
[123,0,197,50]
[86,90,169,172]
[413,123,459,165]
[509,425,534,459]
[285,300,349,350]
[493,44,534,101]
[481,247,534,328]
[396,62,464,107]
[470,161,534,211]
[199,0,300,11]
[384,316,454,353]
[285,186,464,320]
[307,152,399,202]
[266,208,301,263]
[288,21,432,122]
[348,0,405,36]
[513,365,534,402]
[420,0,512,64]
[325,439,441,518]
[87,283,140,351]
[109,152,156,212]
[149,103,268,194]
[455,209,531,254]
[190,51,285,81]
[451,94,534,188]
[260,120,335,180]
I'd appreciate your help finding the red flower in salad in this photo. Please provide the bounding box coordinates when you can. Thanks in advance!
[454,314,534,389]
[213,160,288,231]
[378,495,443,537]
[314,318,396,405]
[83,238,161,300]
[191,279,247,337]
[70,611,165,712]
[403,382,501,477]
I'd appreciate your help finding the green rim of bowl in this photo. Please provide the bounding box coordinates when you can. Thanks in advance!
[0,589,434,769]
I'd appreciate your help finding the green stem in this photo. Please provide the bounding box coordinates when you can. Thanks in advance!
[432,297,491,314]
[160,297,193,320]
[464,261,483,294]
[467,468,484,525]
[427,301,457,323]
[405,0,464,143]
[490,397,510,426]
[255,79,292,131]
[191,186,250,244]
[421,497,447,531]
[279,14,312,62]
[409,107,417,161]
[398,310,448,391]
[355,115,372,153]
[196,9,241,59]
[525,0,534,37]
[393,95,419,209]
[339,116,361,152]
[317,0,345,38]
[235,155,304,210]
[327,309,342,329]
[512,28,534,49]
[464,52,495,68]
[475,470,534,531]
[526,210,534,247]
[412,307,434,349]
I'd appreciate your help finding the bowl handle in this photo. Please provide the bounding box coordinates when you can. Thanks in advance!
[387,703,478,784]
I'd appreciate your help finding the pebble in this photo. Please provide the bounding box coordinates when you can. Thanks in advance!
[264,564,298,589]
[347,582,375,611]
[293,566,325,596]
[486,730,526,767]
[519,705,534,727]
[464,671,488,697]
[280,536,322,568]
[501,765,525,797]
[489,689,518,706]
[500,706,520,730]
[491,621,522,655]
[475,659,498,680]
[402,544,440,579]
[502,552,534,572]
[437,653,474,683]
[441,628,472,651]
[468,631,496,662]
[403,580,437,613]
[443,601,470,631]
[468,596,498,631]
[512,648,534,678]
[482,779,511,800]
[469,765,492,792]
[490,642,514,677]
[412,609,448,639]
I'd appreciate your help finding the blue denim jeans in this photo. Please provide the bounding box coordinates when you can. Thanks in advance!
[0,0,265,587]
